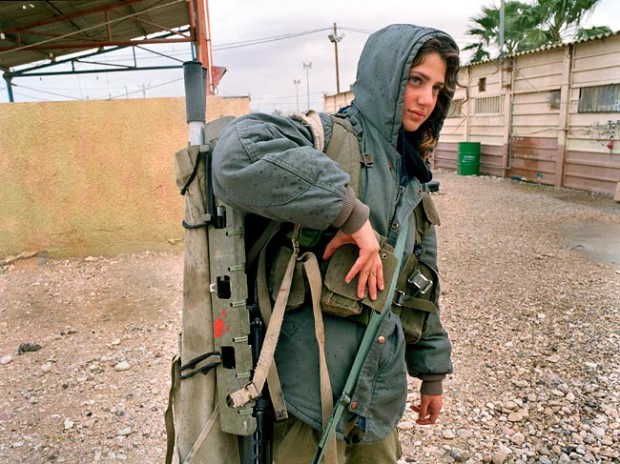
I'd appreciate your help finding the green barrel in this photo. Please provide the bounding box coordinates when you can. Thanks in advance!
[457,142,481,176]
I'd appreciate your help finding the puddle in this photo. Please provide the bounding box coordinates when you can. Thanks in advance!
[560,222,620,269]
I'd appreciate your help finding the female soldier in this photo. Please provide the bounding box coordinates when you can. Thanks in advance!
[213,23,460,464]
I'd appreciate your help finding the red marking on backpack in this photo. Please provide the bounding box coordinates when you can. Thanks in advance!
[213,311,231,338]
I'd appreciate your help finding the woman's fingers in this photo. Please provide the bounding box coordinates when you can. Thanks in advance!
[324,219,384,300]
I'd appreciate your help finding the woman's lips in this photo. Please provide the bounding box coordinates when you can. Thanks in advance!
[407,110,425,121]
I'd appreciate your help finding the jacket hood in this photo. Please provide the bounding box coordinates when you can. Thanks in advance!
[351,24,458,146]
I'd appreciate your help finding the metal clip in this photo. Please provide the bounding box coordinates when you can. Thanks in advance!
[392,290,406,307]
[361,153,374,167]
[407,271,433,295]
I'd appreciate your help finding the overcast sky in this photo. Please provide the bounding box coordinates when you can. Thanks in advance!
[2,0,619,113]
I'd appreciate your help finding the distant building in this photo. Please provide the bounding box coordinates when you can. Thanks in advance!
[323,90,354,114]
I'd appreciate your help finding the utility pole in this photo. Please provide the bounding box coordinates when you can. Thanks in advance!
[499,0,505,60]
[137,82,150,98]
[293,79,301,113]
[303,62,312,110]
[328,22,343,94]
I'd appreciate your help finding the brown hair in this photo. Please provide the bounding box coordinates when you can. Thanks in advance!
[412,37,461,160]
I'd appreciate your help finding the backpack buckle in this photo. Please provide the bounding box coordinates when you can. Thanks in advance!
[361,153,374,167]
[407,271,433,295]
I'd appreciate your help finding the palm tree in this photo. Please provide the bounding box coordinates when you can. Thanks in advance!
[465,0,612,62]
[464,1,537,62]
[524,0,612,47]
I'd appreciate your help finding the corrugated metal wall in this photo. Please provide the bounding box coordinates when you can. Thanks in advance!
[433,33,620,196]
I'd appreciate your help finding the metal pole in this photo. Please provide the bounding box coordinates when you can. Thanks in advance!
[4,75,14,102]
[183,60,206,145]
[293,79,300,113]
[303,62,311,110]
[499,0,505,59]
[328,23,342,94]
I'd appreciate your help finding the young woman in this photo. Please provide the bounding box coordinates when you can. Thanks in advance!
[213,23,460,464]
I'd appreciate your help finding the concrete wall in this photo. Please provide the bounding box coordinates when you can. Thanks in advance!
[434,32,620,196]
[0,96,250,258]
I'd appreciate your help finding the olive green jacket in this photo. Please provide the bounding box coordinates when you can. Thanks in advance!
[212,24,456,443]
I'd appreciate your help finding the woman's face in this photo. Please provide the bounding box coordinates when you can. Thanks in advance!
[401,51,447,132]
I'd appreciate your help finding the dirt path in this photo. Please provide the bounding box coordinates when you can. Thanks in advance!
[1,171,619,463]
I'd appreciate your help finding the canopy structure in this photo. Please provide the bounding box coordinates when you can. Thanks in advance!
[0,0,223,101]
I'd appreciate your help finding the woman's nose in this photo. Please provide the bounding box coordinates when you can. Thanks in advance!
[417,86,435,105]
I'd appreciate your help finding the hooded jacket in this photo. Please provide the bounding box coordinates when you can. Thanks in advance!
[212,24,457,443]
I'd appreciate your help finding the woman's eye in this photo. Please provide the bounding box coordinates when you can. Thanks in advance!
[408,76,421,85]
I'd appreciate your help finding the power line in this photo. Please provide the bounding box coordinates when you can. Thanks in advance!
[109,76,184,99]
[213,27,332,51]
[338,27,374,34]
[11,90,60,102]
[12,83,83,100]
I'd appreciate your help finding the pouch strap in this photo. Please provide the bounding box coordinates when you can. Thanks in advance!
[165,356,222,464]
[256,241,288,421]
[299,251,338,464]
[393,296,437,313]
[164,355,181,464]
[228,225,301,408]
[312,221,410,464]
[247,220,281,270]
[182,404,220,464]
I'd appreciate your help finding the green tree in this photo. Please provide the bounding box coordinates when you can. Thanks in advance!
[464,1,535,62]
[526,0,611,46]
[465,0,612,62]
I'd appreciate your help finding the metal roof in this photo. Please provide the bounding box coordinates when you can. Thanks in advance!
[0,0,192,72]
[465,29,620,66]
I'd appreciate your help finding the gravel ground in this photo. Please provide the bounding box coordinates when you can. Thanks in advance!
[1,170,619,464]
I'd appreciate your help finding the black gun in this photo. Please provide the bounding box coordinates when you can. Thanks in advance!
[238,301,274,463]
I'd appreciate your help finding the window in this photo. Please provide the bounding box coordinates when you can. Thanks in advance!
[548,90,561,110]
[475,95,503,115]
[578,84,620,113]
[447,98,464,118]
[478,77,486,92]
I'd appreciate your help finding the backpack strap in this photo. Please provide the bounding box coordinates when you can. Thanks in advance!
[290,111,373,196]
[325,114,374,196]
[299,250,338,463]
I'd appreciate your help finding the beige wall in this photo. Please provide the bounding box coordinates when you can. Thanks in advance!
[0,96,249,258]
[434,33,620,195]
[324,90,354,114]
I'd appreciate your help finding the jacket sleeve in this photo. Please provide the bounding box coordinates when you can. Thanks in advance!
[405,224,453,393]
[212,113,365,231]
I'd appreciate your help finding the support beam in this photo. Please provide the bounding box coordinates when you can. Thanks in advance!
[191,0,214,94]
[3,74,14,102]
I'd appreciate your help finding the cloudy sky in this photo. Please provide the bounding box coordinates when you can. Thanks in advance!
[2,0,619,112]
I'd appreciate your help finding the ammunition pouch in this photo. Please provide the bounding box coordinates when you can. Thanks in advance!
[268,233,399,324]
[391,191,441,344]
[391,254,438,344]
[320,236,398,321]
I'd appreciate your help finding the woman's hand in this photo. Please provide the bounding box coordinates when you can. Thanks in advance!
[322,219,384,300]
[411,394,443,425]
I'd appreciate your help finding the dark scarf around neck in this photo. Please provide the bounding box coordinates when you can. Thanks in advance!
[398,128,432,185]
